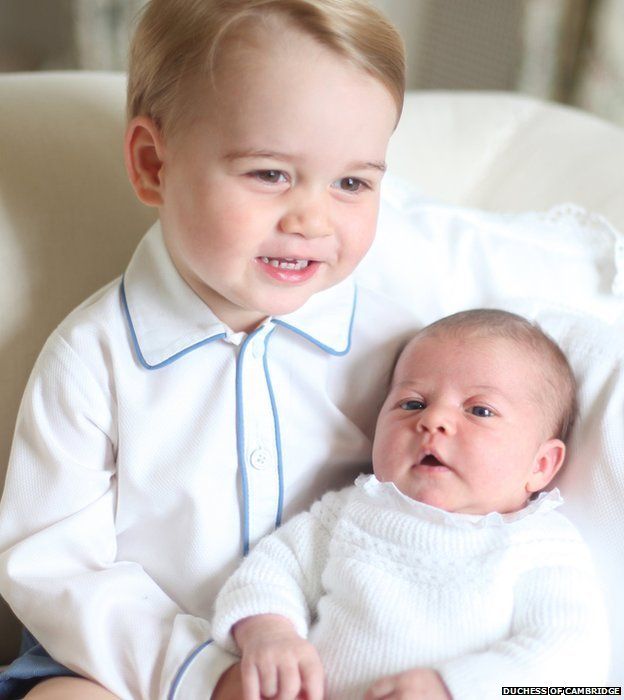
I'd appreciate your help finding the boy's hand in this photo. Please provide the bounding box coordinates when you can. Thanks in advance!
[212,662,244,700]
[233,614,324,700]
[364,667,451,700]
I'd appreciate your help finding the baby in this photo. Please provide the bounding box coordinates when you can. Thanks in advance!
[212,309,609,700]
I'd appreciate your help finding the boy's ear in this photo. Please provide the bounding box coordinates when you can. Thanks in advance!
[124,116,166,207]
[526,438,566,494]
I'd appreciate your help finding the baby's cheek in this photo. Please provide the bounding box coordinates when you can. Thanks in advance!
[372,438,398,481]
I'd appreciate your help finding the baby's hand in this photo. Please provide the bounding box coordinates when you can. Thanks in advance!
[364,667,451,700]
[233,614,324,700]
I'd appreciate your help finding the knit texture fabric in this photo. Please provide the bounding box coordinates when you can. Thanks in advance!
[212,475,609,699]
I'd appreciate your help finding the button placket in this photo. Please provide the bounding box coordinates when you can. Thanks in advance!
[237,325,281,550]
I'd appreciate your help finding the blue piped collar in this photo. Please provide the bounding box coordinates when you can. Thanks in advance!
[121,222,357,368]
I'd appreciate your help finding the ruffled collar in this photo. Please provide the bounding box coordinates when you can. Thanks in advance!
[355,474,563,529]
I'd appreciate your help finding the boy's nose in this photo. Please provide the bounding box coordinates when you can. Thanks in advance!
[278,196,332,239]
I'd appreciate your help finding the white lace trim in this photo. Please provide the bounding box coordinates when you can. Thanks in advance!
[402,197,624,300]
[355,474,563,529]
[541,203,624,297]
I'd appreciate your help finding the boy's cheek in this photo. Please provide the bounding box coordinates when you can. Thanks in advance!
[341,211,378,258]
[348,228,378,267]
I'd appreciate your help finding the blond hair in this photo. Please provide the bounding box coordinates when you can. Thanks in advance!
[127,0,405,136]
[412,309,578,443]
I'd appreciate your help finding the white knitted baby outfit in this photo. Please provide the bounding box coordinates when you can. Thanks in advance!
[212,475,609,700]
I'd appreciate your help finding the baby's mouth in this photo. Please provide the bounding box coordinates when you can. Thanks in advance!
[420,453,445,467]
[415,447,451,470]
[259,256,311,270]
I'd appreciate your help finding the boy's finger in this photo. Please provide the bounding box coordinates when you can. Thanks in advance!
[299,658,324,700]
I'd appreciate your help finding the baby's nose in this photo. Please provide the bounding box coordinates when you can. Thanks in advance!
[416,407,455,435]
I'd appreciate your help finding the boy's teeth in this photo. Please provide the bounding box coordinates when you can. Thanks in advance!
[261,257,310,270]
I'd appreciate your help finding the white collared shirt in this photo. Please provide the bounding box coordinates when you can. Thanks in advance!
[0,223,417,699]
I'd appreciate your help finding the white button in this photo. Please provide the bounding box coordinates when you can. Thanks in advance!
[249,447,271,470]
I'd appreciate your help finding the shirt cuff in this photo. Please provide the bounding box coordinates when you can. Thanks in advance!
[167,639,239,699]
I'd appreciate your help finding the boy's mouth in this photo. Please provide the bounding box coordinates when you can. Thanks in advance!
[259,256,310,270]
[256,256,320,284]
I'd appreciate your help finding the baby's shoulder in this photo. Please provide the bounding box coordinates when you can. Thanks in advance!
[309,484,358,531]
[509,508,594,571]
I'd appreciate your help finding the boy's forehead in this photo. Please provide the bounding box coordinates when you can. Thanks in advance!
[177,26,397,160]
[185,19,396,125]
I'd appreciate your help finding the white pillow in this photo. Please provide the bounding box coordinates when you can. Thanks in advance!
[359,176,624,684]
[363,175,624,326]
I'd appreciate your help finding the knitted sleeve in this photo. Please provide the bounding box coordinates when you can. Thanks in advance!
[211,488,347,654]
[436,536,610,699]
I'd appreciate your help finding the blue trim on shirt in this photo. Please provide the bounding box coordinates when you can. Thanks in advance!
[168,639,213,700]
[120,278,226,370]
[263,328,284,528]
[272,286,358,356]
[235,329,264,556]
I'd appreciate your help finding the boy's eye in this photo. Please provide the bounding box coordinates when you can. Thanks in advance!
[399,399,425,411]
[253,170,287,184]
[469,405,495,418]
[333,177,367,193]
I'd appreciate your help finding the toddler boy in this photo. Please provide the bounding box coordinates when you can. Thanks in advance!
[0,1,410,699]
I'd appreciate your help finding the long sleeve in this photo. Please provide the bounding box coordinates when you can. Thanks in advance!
[437,547,610,698]
[0,332,236,699]
[212,490,345,653]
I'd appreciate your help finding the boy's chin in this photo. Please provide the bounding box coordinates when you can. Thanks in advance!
[259,292,318,319]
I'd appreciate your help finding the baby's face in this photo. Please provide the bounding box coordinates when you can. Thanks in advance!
[153,25,397,332]
[372,332,565,515]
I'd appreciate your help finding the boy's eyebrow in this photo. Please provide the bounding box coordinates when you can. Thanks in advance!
[223,149,387,172]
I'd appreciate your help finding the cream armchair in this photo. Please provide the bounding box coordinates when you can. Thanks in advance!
[1,72,623,682]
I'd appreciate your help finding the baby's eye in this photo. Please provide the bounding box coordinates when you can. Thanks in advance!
[399,399,425,411]
[469,405,495,418]
[252,170,287,184]
[333,177,368,193]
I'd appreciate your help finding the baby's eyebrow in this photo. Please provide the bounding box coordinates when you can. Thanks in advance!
[468,384,507,396]
[223,149,386,173]
[389,379,421,391]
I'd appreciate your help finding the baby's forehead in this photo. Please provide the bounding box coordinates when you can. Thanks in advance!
[399,328,532,364]
[393,330,549,393]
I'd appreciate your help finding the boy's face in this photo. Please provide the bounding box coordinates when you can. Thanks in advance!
[141,26,397,332]
[372,333,565,515]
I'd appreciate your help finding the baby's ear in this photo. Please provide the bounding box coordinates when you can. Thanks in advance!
[124,116,166,207]
[526,439,566,494]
